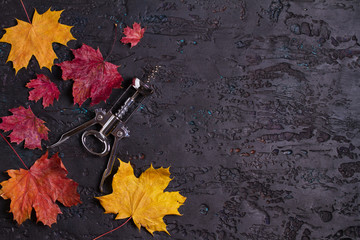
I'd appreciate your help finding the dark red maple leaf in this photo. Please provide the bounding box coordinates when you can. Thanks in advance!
[26,74,60,108]
[120,22,145,48]
[57,44,123,106]
[0,106,49,149]
[0,151,81,226]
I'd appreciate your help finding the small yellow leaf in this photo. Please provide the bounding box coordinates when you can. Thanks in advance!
[96,159,186,235]
[0,8,75,74]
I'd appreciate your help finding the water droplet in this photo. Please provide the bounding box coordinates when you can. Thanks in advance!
[272,149,279,155]
[282,149,293,155]
[199,204,209,215]
[300,150,308,155]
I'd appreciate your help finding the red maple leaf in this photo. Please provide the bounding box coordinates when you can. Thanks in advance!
[0,151,81,226]
[57,44,123,106]
[120,22,145,48]
[0,106,49,149]
[26,74,60,108]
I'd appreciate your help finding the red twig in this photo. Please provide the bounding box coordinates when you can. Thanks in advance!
[0,132,29,170]
[104,23,118,62]
[19,0,31,24]
[93,217,132,240]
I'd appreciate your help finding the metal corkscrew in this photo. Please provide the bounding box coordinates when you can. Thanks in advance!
[48,78,153,192]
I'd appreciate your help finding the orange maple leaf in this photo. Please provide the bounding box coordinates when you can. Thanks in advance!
[0,8,75,74]
[120,22,145,48]
[96,159,186,235]
[0,151,81,226]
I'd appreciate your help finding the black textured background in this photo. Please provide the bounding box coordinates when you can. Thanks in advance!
[0,0,360,239]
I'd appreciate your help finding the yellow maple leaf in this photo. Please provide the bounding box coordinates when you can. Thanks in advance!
[96,159,186,235]
[0,8,75,74]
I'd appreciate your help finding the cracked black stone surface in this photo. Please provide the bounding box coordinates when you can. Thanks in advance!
[0,0,359,239]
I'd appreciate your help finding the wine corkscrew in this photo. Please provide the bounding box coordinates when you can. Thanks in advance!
[48,78,153,192]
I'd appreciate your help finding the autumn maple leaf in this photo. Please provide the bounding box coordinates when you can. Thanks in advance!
[0,8,75,74]
[120,22,145,48]
[58,44,123,106]
[0,106,49,149]
[0,151,81,226]
[96,159,186,235]
[26,74,60,108]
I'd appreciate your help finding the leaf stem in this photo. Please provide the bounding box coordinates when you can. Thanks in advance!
[104,23,118,62]
[93,217,132,240]
[19,0,32,24]
[0,132,29,170]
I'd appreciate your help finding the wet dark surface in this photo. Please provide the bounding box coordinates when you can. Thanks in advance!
[0,0,360,239]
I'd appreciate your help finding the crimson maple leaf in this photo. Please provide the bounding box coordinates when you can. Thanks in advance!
[120,22,145,48]
[26,74,60,108]
[0,106,49,149]
[57,44,123,106]
[0,151,81,226]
